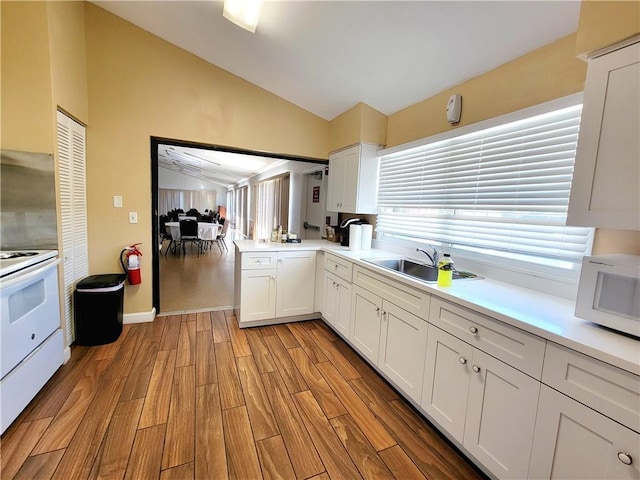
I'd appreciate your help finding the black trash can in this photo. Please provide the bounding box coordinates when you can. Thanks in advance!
[74,274,126,346]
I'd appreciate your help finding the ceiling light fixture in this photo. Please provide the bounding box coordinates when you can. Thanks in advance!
[223,0,264,33]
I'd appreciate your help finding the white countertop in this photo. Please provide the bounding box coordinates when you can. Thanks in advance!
[234,239,640,375]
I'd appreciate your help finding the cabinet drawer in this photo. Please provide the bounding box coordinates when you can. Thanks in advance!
[324,253,352,283]
[543,342,640,433]
[241,252,278,269]
[429,298,546,379]
[353,266,430,319]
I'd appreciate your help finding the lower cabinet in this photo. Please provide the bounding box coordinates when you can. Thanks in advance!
[322,271,352,338]
[422,325,540,479]
[351,284,428,403]
[350,284,383,364]
[378,300,428,403]
[240,269,277,322]
[237,250,316,325]
[529,385,640,480]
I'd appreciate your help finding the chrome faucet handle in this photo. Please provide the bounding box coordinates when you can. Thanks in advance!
[416,246,439,267]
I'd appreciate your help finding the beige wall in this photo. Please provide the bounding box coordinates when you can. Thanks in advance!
[576,1,640,57]
[386,34,586,148]
[328,103,387,151]
[84,4,330,313]
[47,1,89,125]
[1,2,55,153]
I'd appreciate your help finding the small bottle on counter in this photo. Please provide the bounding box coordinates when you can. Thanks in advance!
[437,254,454,287]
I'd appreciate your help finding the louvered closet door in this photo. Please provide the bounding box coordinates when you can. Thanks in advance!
[57,110,88,346]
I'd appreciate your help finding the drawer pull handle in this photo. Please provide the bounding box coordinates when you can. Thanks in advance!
[469,326,478,334]
[334,264,338,269]
[458,357,467,365]
[618,452,633,465]
[472,365,481,373]
[256,259,262,264]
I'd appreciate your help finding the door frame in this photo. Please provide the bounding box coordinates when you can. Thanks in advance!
[150,136,326,314]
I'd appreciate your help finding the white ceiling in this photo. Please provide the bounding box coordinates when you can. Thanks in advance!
[92,0,581,121]
[99,1,581,187]
[158,144,291,186]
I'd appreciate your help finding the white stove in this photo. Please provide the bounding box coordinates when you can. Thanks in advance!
[0,248,63,433]
[0,249,58,278]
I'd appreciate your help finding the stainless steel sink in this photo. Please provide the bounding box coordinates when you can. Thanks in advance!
[363,258,477,283]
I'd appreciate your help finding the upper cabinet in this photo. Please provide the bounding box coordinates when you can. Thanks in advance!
[567,41,640,230]
[326,143,380,214]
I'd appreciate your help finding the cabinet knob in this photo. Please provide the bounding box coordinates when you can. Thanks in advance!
[458,357,467,365]
[270,276,276,280]
[375,307,381,315]
[382,311,387,321]
[472,365,481,373]
[278,259,283,263]
[334,264,338,269]
[618,452,633,465]
[469,326,478,334]
[256,259,262,264]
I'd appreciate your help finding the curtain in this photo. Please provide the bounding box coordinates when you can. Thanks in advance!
[158,188,217,214]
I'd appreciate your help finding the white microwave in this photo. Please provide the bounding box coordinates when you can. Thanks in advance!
[575,254,640,337]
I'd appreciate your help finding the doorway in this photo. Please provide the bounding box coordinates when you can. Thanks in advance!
[150,136,326,314]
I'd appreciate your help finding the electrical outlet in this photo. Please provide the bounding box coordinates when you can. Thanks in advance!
[129,212,138,224]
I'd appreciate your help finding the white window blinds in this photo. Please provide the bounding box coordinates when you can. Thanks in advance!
[377,96,593,266]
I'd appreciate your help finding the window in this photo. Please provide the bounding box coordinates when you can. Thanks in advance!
[377,94,593,271]
[251,174,290,240]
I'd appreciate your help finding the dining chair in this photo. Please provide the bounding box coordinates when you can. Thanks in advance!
[216,220,230,253]
[179,219,201,256]
[159,215,175,256]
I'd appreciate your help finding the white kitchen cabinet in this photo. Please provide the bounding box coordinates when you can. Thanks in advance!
[421,325,540,479]
[275,251,317,317]
[322,253,354,338]
[378,300,428,403]
[529,385,640,480]
[350,284,383,364]
[422,325,473,441]
[351,266,430,403]
[463,348,540,480]
[236,250,316,326]
[326,143,379,214]
[322,271,352,338]
[567,41,640,230]
[240,269,277,322]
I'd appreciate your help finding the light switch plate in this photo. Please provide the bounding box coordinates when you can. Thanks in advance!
[129,212,138,224]
[114,195,123,208]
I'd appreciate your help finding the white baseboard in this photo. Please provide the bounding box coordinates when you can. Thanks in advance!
[124,307,156,324]
[63,346,72,364]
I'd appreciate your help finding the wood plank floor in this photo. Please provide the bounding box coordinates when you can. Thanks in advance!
[1,313,484,480]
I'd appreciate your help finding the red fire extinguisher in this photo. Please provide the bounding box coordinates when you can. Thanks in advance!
[120,243,143,285]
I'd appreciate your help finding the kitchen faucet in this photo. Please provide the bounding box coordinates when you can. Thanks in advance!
[416,246,439,267]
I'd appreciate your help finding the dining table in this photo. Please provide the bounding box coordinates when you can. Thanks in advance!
[165,221,222,242]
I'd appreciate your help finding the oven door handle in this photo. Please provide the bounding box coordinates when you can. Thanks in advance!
[0,258,59,291]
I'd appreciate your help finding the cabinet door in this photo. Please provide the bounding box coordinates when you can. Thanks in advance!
[529,386,640,480]
[334,280,352,339]
[463,349,540,480]
[568,42,640,230]
[323,272,339,327]
[276,251,316,317]
[339,146,360,213]
[350,285,383,364]
[379,301,428,403]
[327,150,347,211]
[421,326,473,442]
[240,269,276,322]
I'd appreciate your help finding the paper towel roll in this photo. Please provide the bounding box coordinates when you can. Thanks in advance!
[360,224,373,250]
[349,224,362,251]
